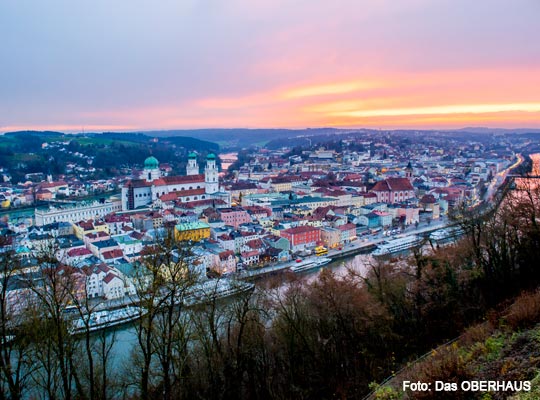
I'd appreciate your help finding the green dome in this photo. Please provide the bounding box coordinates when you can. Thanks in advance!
[207,153,216,160]
[144,156,159,169]
[188,152,197,159]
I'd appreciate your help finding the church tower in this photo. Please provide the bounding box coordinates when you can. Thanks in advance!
[405,160,413,180]
[142,156,161,182]
[186,152,199,176]
[205,153,219,194]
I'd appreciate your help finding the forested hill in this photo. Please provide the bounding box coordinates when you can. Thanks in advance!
[144,128,343,149]
[0,131,219,182]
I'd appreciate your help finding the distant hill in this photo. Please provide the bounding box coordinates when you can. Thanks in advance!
[3,130,65,137]
[139,127,540,150]
[0,130,220,183]
[457,127,540,134]
[142,128,344,149]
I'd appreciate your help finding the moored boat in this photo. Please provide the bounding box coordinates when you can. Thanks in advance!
[429,227,464,243]
[372,235,423,257]
[289,256,332,273]
[183,279,255,305]
[70,306,143,334]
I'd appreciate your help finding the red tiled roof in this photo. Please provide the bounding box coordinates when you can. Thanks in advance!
[219,250,235,260]
[160,188,206,201]
[39,181,68,188]
[246,239,264,249]
[102,249,124,259]
[178,199,226,208]
[85,231,109,239]
[77,221,95,231]
[125,179,151,188]
[126,174,206,188]
[371,177,413,192]
[420,194,437,204]
[103,273,120,284]
[282,226,320,235]
[67,248,92,257]
[338,223,356,231]
[241,250,259,258]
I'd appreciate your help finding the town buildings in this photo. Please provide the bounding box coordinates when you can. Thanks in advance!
[2,130,522,305]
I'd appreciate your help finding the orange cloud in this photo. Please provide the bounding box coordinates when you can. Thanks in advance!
[6,67,540,131]
[330,103,540,118]
[281,80,380,99]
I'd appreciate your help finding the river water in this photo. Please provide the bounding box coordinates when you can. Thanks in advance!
[105,253,373,365]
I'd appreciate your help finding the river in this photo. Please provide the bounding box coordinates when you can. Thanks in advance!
[219,152,238,172]
[105,252,372,365]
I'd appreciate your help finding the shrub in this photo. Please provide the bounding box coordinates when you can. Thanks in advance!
[504,291,540,330]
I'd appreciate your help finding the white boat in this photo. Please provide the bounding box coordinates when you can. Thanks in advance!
[183,279,255,305]
[289,256,332,273]
[70,306,143,334]
[372,235,423,257]
[429,227,464,242]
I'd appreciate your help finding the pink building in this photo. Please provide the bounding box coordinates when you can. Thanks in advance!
[370,178,415,203]
[219,208,252,228]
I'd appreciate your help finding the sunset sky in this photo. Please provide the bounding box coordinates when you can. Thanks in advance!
[1,0,540,132]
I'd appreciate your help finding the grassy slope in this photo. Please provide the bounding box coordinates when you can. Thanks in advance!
[370,291,540,400]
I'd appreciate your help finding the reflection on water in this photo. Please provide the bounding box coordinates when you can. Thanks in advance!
[110,253,371,356]
[514,153,540,190]
[219,152,238,171]
[301,254,373,282]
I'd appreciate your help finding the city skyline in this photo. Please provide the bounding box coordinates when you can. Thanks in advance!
[2,0,540,132]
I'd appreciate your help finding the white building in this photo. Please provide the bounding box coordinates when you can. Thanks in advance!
[35,200,122,226]
[121,153,221,211]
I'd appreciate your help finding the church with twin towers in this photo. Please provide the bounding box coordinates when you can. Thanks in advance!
[121,152,220,211]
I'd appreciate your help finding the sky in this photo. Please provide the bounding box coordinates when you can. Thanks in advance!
[1,0,540,132]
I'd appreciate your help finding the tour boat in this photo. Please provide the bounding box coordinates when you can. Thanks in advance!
[183,279,255,305]
[70,306,142,334]
[289,256,332,273]
[429,227,464,243]
[372,235,423,257]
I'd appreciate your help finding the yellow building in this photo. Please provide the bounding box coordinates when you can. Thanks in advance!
[72,220,110,240]
[175,221,211,242]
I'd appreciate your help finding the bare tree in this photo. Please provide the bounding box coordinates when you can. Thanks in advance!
[67,276,117,400]
[23,243,85,400]
[130,228,198,399]
[0,241,34,400]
